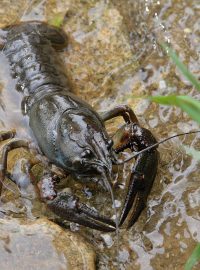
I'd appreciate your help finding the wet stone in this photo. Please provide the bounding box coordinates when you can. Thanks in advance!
[0,1,200,269]
[0,218,96,270]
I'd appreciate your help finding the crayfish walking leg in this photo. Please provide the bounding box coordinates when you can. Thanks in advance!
[0,130,30,194]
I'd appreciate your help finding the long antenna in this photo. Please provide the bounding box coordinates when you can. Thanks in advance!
[116,130,200,165]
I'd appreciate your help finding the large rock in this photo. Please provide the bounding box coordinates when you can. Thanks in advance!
[0,218,96,270]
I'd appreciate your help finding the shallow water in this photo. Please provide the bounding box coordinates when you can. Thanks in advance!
[0,1,200,269]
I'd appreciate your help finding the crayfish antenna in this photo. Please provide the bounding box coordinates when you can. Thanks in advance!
[102,170,120,269]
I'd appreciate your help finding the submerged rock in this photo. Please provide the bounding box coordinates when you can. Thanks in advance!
[0,218,96,270]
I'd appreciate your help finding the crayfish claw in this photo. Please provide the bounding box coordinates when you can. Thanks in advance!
[119,170,145,226]
[111,122,159,229]
[120,149,158,228]
[47,192,116,232]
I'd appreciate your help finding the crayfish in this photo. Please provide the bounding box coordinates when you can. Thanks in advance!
[0,21,159,231]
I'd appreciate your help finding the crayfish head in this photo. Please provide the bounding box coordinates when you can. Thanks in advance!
[56,108,116,191]
[70,125,115,191]
[73,146,114,191]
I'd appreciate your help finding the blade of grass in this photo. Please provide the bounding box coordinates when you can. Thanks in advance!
[161,44,200,92]
[184,243,200,270]
[149,95,200,124]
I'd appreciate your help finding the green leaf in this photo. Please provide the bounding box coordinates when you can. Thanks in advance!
[49,14,65,28]
[149,95,200,124]
[161,44,200,92]
[184,146,200,161]
[184,243,200,270]
[149,95,177,105]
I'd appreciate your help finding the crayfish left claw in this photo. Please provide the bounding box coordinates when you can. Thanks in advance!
[120,151,158,228]
[47,192,116,232]
[119,169,145,226]
[113,123,159,228]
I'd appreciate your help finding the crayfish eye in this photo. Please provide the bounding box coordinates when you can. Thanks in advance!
[81,149,93,158]
[72,157,82,167]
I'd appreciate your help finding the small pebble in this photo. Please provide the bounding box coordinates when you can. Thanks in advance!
[149,117,158,128]
[118,249,130,263]
[184,28,192,33]
[135,99,150,115]
[62,188,72,194]
[180,241,187,250]
[159,80,166,89]
[70,222,80,232]
[83,187,93,198]
[112,200,121,208]
[101,234,113,248]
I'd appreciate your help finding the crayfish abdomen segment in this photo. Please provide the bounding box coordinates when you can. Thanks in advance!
[2,22,68,96]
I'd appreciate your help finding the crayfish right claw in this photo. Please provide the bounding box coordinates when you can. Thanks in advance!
[47,192,116,232]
